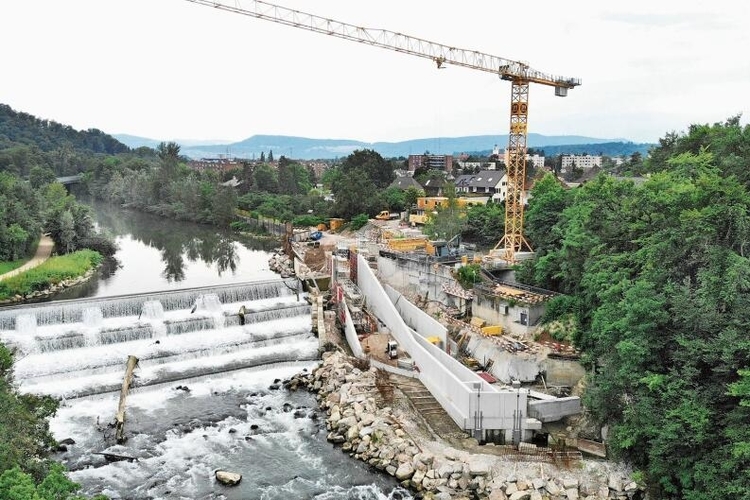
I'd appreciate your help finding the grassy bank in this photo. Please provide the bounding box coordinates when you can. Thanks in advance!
[0,250,102,300]
[0,258,29,275]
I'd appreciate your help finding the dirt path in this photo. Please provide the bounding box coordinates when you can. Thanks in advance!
[0,235,54,282]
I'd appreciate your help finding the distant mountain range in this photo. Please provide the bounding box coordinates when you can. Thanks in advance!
[114,133,653,160]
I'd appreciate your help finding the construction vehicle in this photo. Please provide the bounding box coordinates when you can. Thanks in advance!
[375,210,400,221]
[385,340,399,360]
[184,0,581,262]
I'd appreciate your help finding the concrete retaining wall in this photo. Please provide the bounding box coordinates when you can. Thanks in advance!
[384,284,447,347]
[357,254,533,435]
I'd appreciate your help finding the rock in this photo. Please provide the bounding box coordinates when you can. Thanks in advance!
[58,438,76,445]
[506,482,518,496]
[608,474,623,492]
[545,480,562,496]
[509,491,531,500]
[215,470,242,486]
[562,478,579,489]
[489,490,508,500]
[624,481,639,493]
[395,462,415,481]
[411,469,426,488]
[531,478,546,491]
[564,488,579,500]
[467,458,489,476]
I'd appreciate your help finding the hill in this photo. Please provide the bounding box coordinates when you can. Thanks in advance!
[114,132,643,160]
[0,104,129,154]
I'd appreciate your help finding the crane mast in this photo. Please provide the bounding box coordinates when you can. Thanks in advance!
[184,0,581,262]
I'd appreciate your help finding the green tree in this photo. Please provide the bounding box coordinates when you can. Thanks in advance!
[424,183,465,242]
[253,164,279,193]
[28,166,56,190]
[340,149,394,189]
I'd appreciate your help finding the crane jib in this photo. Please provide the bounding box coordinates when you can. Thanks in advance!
[186,0,581,262]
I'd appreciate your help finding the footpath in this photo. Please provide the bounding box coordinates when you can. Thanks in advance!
[0,235,54,282]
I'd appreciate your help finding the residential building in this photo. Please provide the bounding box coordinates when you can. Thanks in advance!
[408,154,453,173]
[560,155,602,173]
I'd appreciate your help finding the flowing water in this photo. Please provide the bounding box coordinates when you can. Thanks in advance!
[0,202,412,499]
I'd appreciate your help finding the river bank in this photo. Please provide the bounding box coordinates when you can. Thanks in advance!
[285,350,645,500]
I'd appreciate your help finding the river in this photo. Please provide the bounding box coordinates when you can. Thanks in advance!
[1,202,411,500]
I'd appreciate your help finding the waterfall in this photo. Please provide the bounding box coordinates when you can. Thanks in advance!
[141,300,166,339]
[193,293,225,329]
[0,280,316,400]
[82,307,103,346]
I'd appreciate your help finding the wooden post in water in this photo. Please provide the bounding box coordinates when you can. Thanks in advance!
[115,355,138,443]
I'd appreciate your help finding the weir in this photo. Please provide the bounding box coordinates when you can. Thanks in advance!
[0,279,317,399]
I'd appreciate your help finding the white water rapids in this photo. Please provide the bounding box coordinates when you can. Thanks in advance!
[0,280,412,499]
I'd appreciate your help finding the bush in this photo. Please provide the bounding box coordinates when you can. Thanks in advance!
[350,213,369,230]
[292,214,325,227]
[455,263,481,289]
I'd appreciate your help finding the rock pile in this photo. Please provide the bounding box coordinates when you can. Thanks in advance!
[268,250,294,277]
[285,351,645,500]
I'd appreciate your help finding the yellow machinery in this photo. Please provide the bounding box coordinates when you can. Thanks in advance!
[184,0,581,262]
[387,238,428,252]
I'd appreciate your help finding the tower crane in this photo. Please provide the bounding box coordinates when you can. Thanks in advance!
[183,0,581,262]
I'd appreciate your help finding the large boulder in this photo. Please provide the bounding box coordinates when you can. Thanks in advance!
[215,470,242,486]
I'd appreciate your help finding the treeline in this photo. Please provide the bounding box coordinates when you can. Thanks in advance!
[0,172,113,262]
[0,104,129,155]
[519,116,750,498]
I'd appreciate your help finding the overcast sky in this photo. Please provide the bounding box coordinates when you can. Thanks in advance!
[1,0,748,147]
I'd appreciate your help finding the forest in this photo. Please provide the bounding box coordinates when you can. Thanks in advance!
[519,116,750,499]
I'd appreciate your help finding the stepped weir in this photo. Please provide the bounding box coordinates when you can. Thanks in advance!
[0,279,317,399]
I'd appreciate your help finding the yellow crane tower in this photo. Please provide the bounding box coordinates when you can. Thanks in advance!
[184,0,581,263]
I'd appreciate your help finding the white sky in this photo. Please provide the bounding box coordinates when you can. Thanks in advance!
[1,0,749,145]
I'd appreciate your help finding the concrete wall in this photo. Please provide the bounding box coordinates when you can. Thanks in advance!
[357,254,532,436]
[340,296,365,359]
[384,284,447,347]
[528,397,582,423]
[377,255,466,312]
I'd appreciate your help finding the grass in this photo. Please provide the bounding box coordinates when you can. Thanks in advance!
[0,258,29,275]
[0,250,102,300]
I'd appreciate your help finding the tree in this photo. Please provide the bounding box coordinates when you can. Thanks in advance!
[340,149,394,189]
[268,150,274,162]
[332,167,379,219]
[424,183,465,242]
[28,166,56,190]
[253,164,279,193]
[260,151,265,162]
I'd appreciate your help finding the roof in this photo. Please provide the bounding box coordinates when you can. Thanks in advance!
[388,176,423,190]
[422,177,447,188]
[457,170,506,190]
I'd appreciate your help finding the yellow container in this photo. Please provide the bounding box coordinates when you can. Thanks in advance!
[481,325,503,336]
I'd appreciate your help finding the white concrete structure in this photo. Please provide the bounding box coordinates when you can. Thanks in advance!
[355,254,539,443]
[560,154,602,173]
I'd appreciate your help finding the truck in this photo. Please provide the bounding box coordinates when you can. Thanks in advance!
[375,210,400,221]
